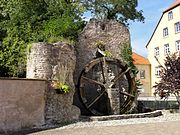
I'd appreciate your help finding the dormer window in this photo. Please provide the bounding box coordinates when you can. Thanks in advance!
[163,27,168,37]
[168,11,173,20]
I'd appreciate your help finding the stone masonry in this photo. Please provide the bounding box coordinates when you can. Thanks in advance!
[27,19,132,117]
[74,19,131,115]
[27,42,80,124]
[74,19,130,83]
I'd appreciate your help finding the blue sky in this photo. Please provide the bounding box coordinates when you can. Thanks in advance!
[129,0,174,57]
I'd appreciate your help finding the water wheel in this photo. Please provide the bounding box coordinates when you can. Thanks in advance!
[77,57,136,116]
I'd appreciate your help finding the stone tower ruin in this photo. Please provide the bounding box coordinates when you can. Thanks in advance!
[73,19,133,115]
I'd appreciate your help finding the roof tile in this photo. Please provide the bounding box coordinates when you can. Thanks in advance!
[164,0,180,13]
[132,52,150,65]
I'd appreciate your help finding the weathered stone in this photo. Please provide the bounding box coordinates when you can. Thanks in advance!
[27,42,80,124]
[74,19,130,84]
[88,110,162,121]
[27,42,52,80]
[74,19,131,115]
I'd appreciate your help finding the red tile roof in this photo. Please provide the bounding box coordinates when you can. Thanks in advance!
[164,0,180,13]
[132,52,150,65]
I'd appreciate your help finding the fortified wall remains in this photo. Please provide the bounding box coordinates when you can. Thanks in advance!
[0,19,131,132]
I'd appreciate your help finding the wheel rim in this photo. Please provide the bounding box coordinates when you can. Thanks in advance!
[77,57,136,115]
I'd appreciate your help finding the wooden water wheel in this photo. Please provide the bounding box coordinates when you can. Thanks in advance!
[77,57,136,116]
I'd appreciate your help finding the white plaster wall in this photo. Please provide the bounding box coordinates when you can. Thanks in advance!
[147,6,180,94]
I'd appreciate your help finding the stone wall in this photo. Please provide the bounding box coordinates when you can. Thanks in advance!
[27,42,80,124]
[74,19,130,84]
[27,19,132,116]
[27,42,52,79]
[73,19,131,115]
[86,110,162,121]
[0,78,46,132]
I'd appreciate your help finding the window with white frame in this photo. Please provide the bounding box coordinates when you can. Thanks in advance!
[164,44,170,55]
[155,67,161,77]
[175,22,180,33]
[154,47,159,56]
[140,70,145,79]
[163,27,168,37]
[176,40,180,51]
[168,11,173,20]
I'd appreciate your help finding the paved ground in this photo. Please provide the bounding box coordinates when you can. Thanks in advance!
[29,120,180,135]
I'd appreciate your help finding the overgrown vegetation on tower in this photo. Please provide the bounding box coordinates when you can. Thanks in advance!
[0,0,144,77]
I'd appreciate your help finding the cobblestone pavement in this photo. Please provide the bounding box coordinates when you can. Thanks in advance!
[29,120,180,135]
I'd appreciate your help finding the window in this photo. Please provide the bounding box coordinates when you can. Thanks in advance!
[140,70,145,79]
[155,67,161,77]
[168,11,173,20]
[154,47,159,56]
[176,40,180,51]
[175,22,180,33]
[164,44,170,55]
[163,27,168,37]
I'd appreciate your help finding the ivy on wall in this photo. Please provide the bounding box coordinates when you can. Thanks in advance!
[120,43,138,75]
[120,43,142,91]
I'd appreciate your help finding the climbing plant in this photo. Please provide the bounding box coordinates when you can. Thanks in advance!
[120,43,142,91]
[120,43,138,75]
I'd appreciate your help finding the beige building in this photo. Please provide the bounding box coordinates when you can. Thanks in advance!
[132,52,151,96]
[146,0,180,95]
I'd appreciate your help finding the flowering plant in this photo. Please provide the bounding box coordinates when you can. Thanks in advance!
[51,64,70,94]
[51,81,70,93]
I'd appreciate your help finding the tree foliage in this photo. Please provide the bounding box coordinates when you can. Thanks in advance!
[120,43,138,75]
[0,0,85,77]
[81,0,145,25]
[120,43,143,92]
[154,53,180,104]
[0,0,144,77]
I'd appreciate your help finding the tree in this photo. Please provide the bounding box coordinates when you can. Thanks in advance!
[0,0,144,77]
[81,0,145,25]
[0,0,85,77]
[154,53,180,105]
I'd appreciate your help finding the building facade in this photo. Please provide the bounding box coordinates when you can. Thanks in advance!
[146,0,180,95]
[132,52,151,96]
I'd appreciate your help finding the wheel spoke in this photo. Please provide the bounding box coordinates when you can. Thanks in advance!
[103,57,108,82]
[100,61,106,83]
[119,91,135,98]
[111,67,131,83]
[87,90,106,108]
[81,76,104,87]
[78,57,136,115]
